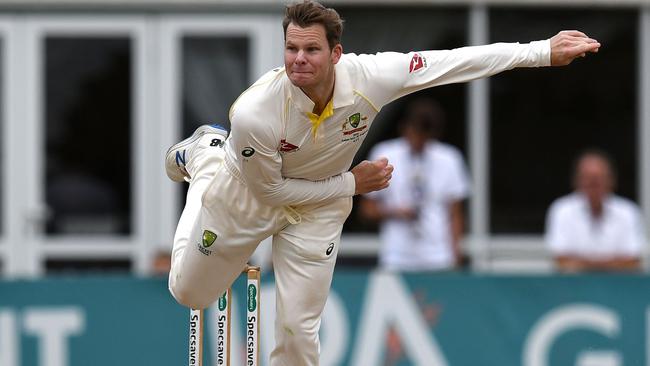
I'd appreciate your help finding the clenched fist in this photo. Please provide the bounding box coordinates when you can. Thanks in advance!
[351,157,394,195]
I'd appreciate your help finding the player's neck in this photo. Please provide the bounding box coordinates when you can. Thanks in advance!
[303,71,336,116]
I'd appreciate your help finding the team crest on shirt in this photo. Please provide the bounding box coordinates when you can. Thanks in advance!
[341,112,369,143]
[349,113,361,128]
[409,52,428,73]
[197,230,218,256]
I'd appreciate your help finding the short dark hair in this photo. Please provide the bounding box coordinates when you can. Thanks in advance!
[283,0,344,50]
[400,98,446,139]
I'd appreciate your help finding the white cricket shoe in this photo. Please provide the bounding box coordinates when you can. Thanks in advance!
[165,124,229,182]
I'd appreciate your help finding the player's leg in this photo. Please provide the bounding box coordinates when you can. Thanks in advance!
[170,169,282,309]
[169,188,259,309]
[167,125,228,281]
[166,124,281,309]
[269,197,353,366]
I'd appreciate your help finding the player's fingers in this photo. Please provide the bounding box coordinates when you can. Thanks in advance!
[565,36,598,47]
[580,42,600,53]
[567,42,599,58]
[576,37,599,44]
[562,30,588,38]
[373,157,389,169]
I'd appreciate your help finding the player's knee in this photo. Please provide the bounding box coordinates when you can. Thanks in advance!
[279,319,314,342]
[276,321,318,362]
[169,281,212,310]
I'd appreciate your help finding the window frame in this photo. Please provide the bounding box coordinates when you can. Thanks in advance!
[19,16,152,276]
[157,14,283,245]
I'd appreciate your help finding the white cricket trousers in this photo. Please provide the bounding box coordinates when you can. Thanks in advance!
[168,137,352,366]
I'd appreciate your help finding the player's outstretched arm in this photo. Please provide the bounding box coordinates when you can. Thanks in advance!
[354,30,600,107]
[351,157,394,195]
[549,30,600,66]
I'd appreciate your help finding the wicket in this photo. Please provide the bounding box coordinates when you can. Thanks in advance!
[188,265,261,366]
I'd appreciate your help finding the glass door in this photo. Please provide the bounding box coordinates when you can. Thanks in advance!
[22,16,153,276]
[158,14,282,244]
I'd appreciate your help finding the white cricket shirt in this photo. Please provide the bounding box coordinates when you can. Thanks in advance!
[225,40,550,207]
[545,193,646,259]
[367,139,470,270]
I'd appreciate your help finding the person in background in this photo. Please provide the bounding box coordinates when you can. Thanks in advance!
[361,98,470,271]
[152,250,172,275]
[545,149,645,272]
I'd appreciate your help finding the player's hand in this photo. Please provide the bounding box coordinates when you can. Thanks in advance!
[351,157,394,195]
[550,30,600,66]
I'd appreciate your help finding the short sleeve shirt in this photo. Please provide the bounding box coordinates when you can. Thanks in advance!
[367,139,470,270]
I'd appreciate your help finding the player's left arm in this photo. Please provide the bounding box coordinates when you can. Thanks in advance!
[354,30,599,106]
[406,30,599,96]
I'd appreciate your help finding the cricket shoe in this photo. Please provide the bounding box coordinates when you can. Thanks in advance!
[165,124,229,182]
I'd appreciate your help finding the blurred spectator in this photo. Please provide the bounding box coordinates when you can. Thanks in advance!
[545,149,645,272]
[152,250,172,276]
[360,98,470,271]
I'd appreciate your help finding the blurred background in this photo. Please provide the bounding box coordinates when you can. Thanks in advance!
[0,0,648,365]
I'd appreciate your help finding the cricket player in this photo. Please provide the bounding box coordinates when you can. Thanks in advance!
[166,1,600,364]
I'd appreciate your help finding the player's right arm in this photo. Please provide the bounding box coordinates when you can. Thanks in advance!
[229,108,392,207]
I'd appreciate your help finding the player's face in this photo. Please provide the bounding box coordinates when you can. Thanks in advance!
[284,23,342,90]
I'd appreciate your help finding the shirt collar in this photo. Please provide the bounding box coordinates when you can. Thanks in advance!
[287,59,355,114]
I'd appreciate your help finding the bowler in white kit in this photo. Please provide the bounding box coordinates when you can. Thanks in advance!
[166,1,601,364]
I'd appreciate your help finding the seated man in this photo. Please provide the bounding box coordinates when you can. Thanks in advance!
[545,149,645,272]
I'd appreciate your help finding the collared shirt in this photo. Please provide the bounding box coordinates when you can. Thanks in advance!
[225,40,550,207]
[367,140,470,270]
[545,193,646,259]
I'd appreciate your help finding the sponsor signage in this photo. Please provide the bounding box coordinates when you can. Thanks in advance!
[1,273,649,365]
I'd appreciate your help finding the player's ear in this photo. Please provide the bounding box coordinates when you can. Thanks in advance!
[331,43,343,64]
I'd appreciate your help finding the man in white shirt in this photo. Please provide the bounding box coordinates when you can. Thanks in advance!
[546,150,645,272]
[165,1,600,364]
[361,99,470,271]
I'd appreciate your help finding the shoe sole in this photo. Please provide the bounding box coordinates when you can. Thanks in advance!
[165,125,228,182]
